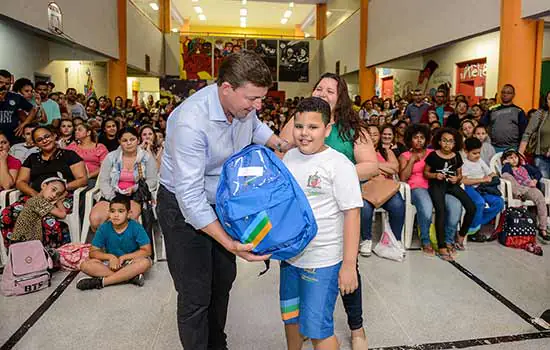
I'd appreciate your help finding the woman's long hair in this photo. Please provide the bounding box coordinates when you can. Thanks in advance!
[313,73,367,143]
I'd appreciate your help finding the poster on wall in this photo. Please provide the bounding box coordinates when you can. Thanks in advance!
[180,36,213,80]
[160,76,208,101]
[213,38,246,77]
[246,39,278,81]
[278,41,309,82]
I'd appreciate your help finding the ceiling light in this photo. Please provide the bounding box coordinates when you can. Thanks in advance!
[289,2,295,8]
[281,18,288,24]
[192,0,199,2]
[327,11,332,17]
[240,22,246,28]
[193,6,202,14]
[149,2,159,11]
[284,10,292,18]
[240,8,247,16]
[304,32,311,38]
[171,28,179,32]
[240,16,247,23]
[198,14,206,21]
[242,0,247,5]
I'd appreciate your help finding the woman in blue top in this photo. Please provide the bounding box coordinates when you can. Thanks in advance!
[280,73,378,350]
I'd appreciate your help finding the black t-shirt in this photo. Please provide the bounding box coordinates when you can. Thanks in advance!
[446,114,472,130]
[425,151,463,184]
[98,135,119,152]
[0,92,33,143]
[22,149,83,192]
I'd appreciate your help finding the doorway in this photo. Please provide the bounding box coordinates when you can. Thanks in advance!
[381,76,394,100]
[456,58,487,105]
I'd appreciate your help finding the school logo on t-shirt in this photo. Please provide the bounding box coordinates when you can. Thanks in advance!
[9,100,15,106]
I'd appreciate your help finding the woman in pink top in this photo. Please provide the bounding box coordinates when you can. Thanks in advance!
[67,123,108,185]
[0,131,22,190]
[398,124,462,256]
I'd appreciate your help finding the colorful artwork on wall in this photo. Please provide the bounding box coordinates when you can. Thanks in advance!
[213,38,246,77]
[278,41,309,82]
[180,36,213,80]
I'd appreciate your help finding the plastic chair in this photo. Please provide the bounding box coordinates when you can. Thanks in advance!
[0,189,16,266]
[80,179,102,242]
[374,182,409,248]
[6,187,85,245]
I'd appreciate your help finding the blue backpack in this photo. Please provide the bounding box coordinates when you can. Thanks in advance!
[216,145,317,261]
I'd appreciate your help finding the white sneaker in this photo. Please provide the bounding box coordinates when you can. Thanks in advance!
[359,240,372,257]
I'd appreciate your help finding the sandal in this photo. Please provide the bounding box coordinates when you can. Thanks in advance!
[446,244,458,258]
[422,245,435,257]
[437,249,454,262]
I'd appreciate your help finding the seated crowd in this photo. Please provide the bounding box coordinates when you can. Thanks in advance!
[1,67,549,293]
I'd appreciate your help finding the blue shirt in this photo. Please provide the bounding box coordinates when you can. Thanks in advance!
[160,84,274,229]
[92,220,150,257]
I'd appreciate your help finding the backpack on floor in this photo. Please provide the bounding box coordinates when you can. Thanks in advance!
[56,243,91,271]
[495,207,541,254]
[1,240,53,296]
[216,145,317,261]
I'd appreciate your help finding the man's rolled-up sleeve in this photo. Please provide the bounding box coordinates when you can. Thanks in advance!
[169,118,217,230]
[252,114,274,145]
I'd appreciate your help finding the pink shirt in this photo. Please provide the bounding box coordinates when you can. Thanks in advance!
[66,142,108,175]
[401,149,433,189]
[118,168,135,191]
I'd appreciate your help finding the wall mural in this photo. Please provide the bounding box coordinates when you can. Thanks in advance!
[179,36,213,80]
[160,77,208,101]
[278,40,309,82]
[213,38,245,77]
[248,39,278,81]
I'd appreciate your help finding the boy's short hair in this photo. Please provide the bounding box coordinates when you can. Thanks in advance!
[474,125,487,133]
[464,137,482,152]
[110,195,131,211]
[295,97,331,125]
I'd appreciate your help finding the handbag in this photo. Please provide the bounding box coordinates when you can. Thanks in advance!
[134,163,152,204]
[135,163,155,260]
[361,175,400,208]
[56,243,91,271]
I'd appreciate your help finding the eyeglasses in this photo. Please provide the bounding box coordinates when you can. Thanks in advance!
[35,134,52,143]
[441,138,455,144]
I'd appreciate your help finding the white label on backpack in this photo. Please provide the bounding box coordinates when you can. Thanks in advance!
[238,166,264,177]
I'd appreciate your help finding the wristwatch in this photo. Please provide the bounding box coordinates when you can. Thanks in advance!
[275,139,289,152]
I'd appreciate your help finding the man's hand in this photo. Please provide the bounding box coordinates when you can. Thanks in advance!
[229,241,271,262]
[338,263,358,296]
[109,255,121,271]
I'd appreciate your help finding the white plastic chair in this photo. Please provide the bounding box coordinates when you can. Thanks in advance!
[0,189,15,265]
[5,188,85,245]
[80,179,102,242]
[374,182,409,248]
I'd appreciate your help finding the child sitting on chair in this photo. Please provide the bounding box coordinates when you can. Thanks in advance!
[8,177,67,247]
[76,195,152,290]
[501,149,549,242]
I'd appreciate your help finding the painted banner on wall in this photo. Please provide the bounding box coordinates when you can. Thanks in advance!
[213,38,245,77]
[180,36,213,80]
[278,41,309,82]
[247,39,278,81]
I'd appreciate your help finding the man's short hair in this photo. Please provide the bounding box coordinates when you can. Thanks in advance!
[66,88,77,94]
[464,137,482,152]
[502,84,515,93]
[217,51,272,89]
[24,123,38,131]
[0,69,11,79]
[295,97,331,126]
[35,81,49,89]
[110,195,131,211]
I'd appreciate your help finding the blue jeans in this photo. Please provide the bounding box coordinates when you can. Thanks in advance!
[464,186,504,233]
[411,188,463,246]
[534,155,550,179]
[361,193,405,241]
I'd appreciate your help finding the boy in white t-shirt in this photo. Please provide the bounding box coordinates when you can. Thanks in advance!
[462,137,504,236]
[281,97,363,350]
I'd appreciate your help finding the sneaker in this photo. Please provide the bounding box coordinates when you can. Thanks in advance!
[76,277,103,290]
[538,231,550,244]
[359,240,372,257]
[129,273,145,287]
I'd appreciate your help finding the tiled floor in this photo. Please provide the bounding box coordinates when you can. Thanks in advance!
[1,241,549,349]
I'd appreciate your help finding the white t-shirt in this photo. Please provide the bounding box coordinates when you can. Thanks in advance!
[283,147,363,269]
[463,158,492,187]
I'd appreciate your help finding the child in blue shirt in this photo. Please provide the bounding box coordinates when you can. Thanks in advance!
[77,195,152,290]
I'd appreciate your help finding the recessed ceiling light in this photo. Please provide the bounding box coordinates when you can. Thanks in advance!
[193,6,203,14]
[149,2,159,11]
[171,28,179,32]
[289,2,295,8]
[192,0,199,2]
[281,18,288,24]
[242,0,247,5]
[327,11,332,17]
[198,14,206,21]
[284,10,292,18]
[240,8,247,16]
